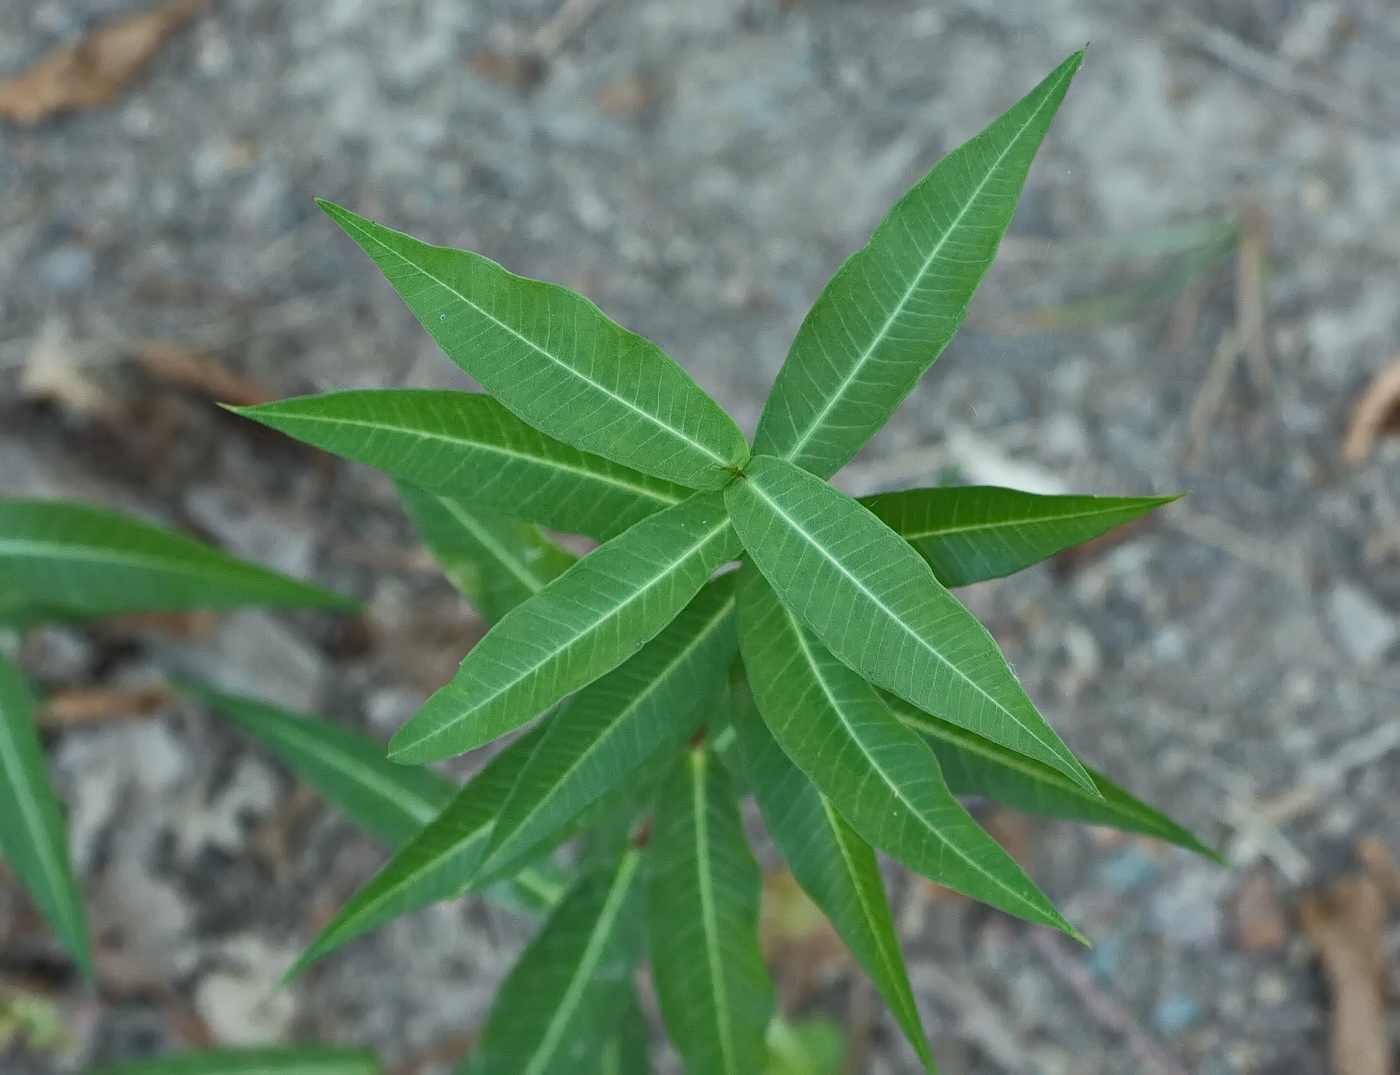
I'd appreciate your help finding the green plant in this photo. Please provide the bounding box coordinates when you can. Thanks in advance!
[0,49,1222,1075]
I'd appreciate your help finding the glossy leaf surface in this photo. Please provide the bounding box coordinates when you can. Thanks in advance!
[753,51,1082,478]
[0,499,350,621]
[391,492,738,763]
[238,390,684,541]
[862,486,1176,587]
[480,575,737,877]
[89,1048,380,1075]
[319,202,749,490]
[737,565,1076,937]
[889,695,1222,862]
[733,680,932,1072]
[464,842,644,1075]
[648,744,774,1075]
[397,482,576,621]
[0,654,90,977]
[725,456,1093,792]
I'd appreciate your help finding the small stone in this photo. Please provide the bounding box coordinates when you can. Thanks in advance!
[1327,582,1397,668]
[1234,873,1288,950]
[188,611,327,712]
[195,936,299,1045]
[1152,991,1200,1036]
[1150,867,1226,948]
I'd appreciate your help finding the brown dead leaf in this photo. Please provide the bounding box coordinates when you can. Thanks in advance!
[1050,514,1156,577]
[1299,875,1390,1075]
[1345,355,1400,465]
[760,868,849,1012]
[1233,871,1287,950]
[20,319,110,414]
[469,50,546,91]
[40,686,172,728]
[101,610,219,640]
[1357,836,1400,903]
[135,342,276,407]
[595,75,658,116]
[0,0,205,125]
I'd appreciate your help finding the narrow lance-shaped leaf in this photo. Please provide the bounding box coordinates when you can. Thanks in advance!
[395,481,576,621]
[238,391,684,541]
[391,492,739,764]
[180,682,452,849]
[648,741,774,1075]
[463,840,645,1075]
[479,574,737,879]
[888,695,1224,863]
[318,201,750,491]
[88,1047,381,1075]
[731,671,934,1073]
[861,486,1179,588]
[284,722,546,980]
[0,654,91,978]
[725,456,1095,793]
[754,51,1083,478]
[599,987,651,1075]
[738,564,1079,939]
[0,499,352,622]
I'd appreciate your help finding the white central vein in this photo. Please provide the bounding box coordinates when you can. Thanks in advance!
[438,497,559,595]
[692,749,739,1073]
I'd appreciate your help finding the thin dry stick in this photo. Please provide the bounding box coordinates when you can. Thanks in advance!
[530,0,606,57]
[1181,328,1241,467]
[1344,356,1400,464]
[1233,202,1271,395]
[1028,930,1192,1075]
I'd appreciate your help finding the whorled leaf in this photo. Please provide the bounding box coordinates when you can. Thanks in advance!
[0,654,91,978]
[463,839,645,1075]
[737,563,1078,939]
[753,51,1083,479]
[861,485,1177,588]
[478,575,737,879]
[889,695,1223,863]
[237,390,684,541]
[725,456,1094,792]
[647,741,774,1075]
[391,492,739,764]
[396,482,576,621]
[732,670,934,1072]
[0,499,351,622]
[87,1048,380,1075]
[319,202,750,491]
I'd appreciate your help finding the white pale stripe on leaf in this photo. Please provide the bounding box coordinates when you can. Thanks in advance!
[887,694,1224,862]
[390,492,740,764]
[465,843,644,1075]
[0,499,350,621]
[861,485,1177,588]
[0,654,91,978]
[238,390,686,541]
[725,456,1096,793]
[648,744,774,1075]
[87,1047,382,1075]
[732,683,934,1073]
[395,482,577,622]
[480,575,737,878]
[284,722,546,980]
[737,563,1079,939]
[319,202,749,491]
[753,50,1083,478]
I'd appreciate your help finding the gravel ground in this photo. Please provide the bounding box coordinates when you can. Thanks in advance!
[2,1,1400,1072]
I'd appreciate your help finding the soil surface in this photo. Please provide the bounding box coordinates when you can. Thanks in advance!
[2,1,1399,1072]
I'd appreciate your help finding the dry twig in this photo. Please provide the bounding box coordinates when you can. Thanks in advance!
[1300,876,1390,1075]
[1344,355,1400,464]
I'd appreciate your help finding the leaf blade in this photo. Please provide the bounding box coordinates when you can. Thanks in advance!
[480,575,737,877]
[732,676,933,1072]
[237,390,684,541]
[391,492,739,764]
[0,499,351,621]
[737,564,1077,938]
[0,654,91,978]
[754,51,1083,477]
[464,841,645,1075]
[861,486,1177,587]
[318,202,749,490]
[87,1047,381,1075]
[725,456,1094,793]
[647,742,774,1075]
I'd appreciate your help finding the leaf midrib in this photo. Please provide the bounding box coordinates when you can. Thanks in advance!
[0,539,231,579]
[334,211,735,472]
[889,502,1164,542]
[745,474,1067,767]
[399,516,732,756]
[484,597,734,871]
[690,748,739,1074]
[780,62,1078,466]
[788,615,1040,919]
[257,409,683,508]
[523,849,640,1075]
[437,497,559,596]
[894,704,1085,798]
